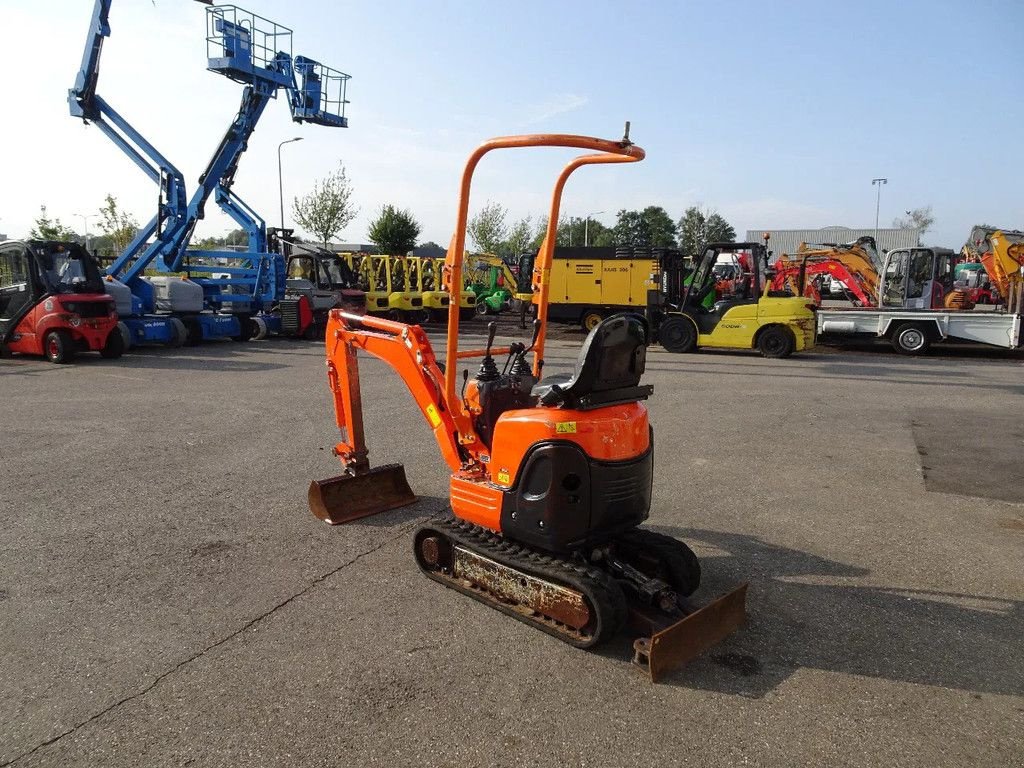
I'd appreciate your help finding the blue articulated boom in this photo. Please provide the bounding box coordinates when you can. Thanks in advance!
[68,0,194,345]
[164,6,350,335]
[68,1,350,344]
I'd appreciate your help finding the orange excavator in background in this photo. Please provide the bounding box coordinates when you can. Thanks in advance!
[769,236,881,307]
[307,127,747,682]
[961,226,1024,313]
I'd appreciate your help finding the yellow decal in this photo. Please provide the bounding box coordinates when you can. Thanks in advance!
[425,404,441,428]
[556,421,577,434]
[497,471,511,485]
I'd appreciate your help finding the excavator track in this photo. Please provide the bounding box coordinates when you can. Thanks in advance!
[413,515,627,649]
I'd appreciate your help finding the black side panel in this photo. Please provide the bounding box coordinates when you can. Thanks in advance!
[588,438,652,539]
[499,435,653,554]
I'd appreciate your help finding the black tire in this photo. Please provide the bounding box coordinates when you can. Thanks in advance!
[890,323,932,355]
[658,316,697,353]
[168,317,188,348]
[182,317,203,347]
[302,320,323,341]
[757,325,796,358]
[232,314,253,342]
[475,300,491,316]
[100,328,125,359]
[614,528,701,597]
[580,309,604,333]
[44,329,77,364]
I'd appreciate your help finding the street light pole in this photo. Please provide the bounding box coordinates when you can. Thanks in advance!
[584,210,604,247]
[871,178,887,248]
[278,137,303,230]
[75,213,96,250]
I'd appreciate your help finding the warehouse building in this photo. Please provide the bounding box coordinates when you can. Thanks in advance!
[745,226,921,260]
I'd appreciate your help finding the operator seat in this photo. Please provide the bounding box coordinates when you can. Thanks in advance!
[532,313,653,410]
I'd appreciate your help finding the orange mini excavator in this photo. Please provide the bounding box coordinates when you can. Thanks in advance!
[309,127,747,681]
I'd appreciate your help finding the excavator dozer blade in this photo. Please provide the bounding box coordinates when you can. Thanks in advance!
[308,463,416,524]
[632,583,748,683]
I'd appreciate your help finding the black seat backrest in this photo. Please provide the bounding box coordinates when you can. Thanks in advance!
[536,313,652,409]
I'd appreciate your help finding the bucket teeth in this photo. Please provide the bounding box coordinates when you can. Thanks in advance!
[308,463,416,524]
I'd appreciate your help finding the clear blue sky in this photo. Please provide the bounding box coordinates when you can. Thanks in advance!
[1,0,1020,248]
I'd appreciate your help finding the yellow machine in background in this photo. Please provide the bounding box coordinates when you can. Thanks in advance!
[654,240,815,357]
[339,252,476,322]
[416,257,477,321]
[963,226,1024,313]
[516,246,657,331]
[387,256,425,321]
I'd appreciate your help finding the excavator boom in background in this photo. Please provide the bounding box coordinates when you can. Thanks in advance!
[308,127,747,681]
[961,226,1024,313]
[770,237,881,307]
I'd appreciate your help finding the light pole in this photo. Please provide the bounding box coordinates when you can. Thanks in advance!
[75,213,96,250]
[278,137,303,230]
[871,178,887,247]
[584,210,604,247]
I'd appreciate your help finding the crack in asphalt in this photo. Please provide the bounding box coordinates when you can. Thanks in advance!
[1,515,429,767]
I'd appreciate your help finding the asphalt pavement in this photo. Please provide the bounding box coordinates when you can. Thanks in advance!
[1,327,1022,767]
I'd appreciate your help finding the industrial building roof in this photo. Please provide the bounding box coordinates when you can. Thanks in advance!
[745,227,922,259]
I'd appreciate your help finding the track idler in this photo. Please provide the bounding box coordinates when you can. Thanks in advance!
[308,463,416,524]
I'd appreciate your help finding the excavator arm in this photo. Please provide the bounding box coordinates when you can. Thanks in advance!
[323,312,464,474]
[771,257,875,307]
[964,227,1024,311]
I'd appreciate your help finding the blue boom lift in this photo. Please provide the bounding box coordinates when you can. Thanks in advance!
[69,1,350,346]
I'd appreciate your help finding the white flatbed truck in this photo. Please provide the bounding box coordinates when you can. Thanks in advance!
[816,307,1022,354]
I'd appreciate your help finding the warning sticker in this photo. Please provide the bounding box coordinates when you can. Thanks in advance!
[425,404,441,428]
[497,471,511,485]
[555,421,577,434]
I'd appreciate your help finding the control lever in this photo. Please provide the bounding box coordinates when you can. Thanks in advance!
[511,319,541,376]
[477,322,500,382]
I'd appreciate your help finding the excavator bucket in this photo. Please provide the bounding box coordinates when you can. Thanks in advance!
[308,463,416,525]
[631,583,748,683]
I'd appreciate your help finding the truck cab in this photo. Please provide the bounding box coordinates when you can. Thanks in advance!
[879,247,955,310]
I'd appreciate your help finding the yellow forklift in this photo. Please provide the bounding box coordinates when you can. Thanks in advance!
[653,241,816,358]
[387,256,425,321]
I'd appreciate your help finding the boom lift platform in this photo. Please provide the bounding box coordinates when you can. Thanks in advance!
[308,128,747,682]
[69,1,349,345]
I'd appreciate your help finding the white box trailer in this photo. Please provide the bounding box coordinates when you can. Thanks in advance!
[816,308,1022,354]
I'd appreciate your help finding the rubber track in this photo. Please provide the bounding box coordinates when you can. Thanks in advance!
[416,514,627,649]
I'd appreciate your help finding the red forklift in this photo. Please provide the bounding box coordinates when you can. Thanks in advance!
[0,240,123,363]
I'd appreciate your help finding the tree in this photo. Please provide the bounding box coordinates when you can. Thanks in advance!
[29,206,78,241]
[677,205,736,258]
[893,206,935,236]
[467,201,508,253]
[499,216,534,259]
[293,163,358,250]
[528,215,564,249]
[97,194,140,256]
[367,204,421,255]
[611,206,678,247]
